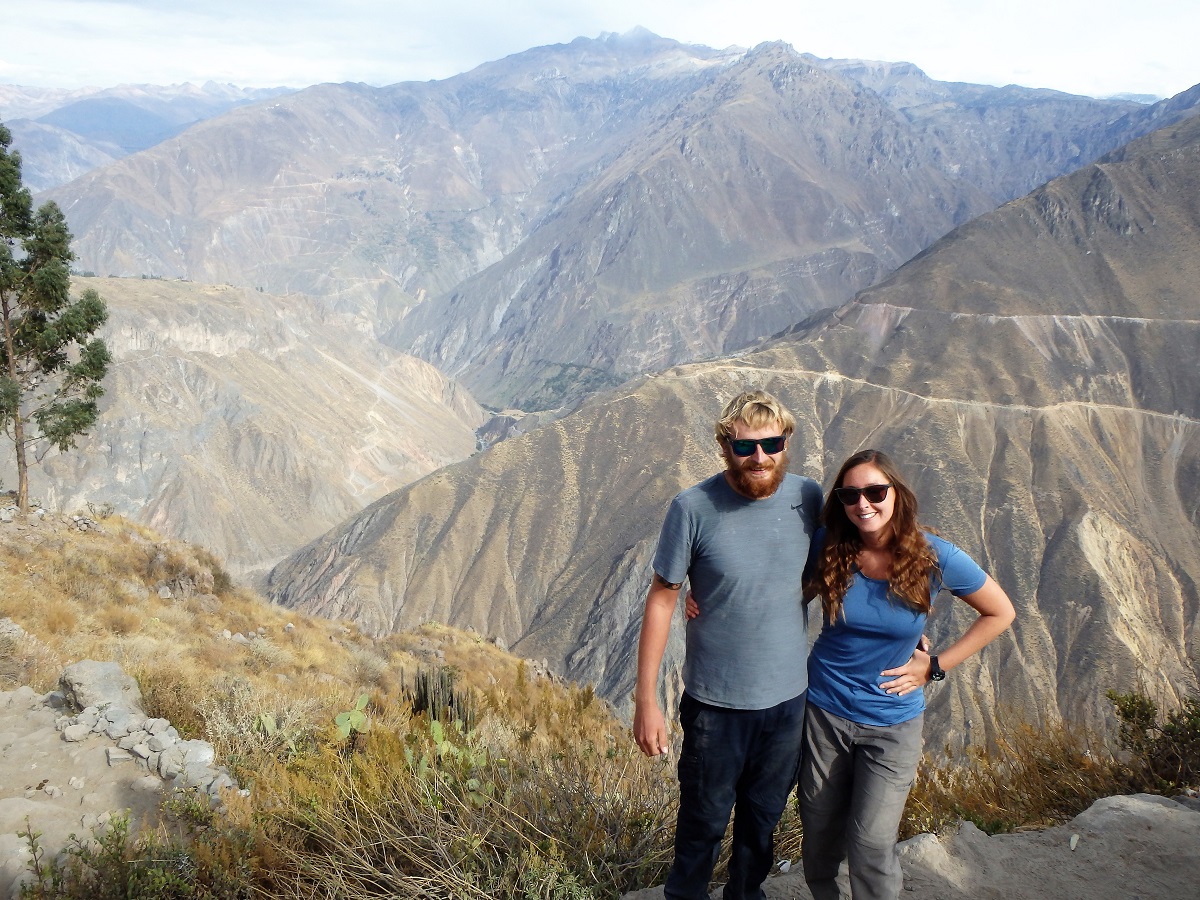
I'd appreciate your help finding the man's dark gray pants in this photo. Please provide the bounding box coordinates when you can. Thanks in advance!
[664,690,807,900]
[798,704,924,900]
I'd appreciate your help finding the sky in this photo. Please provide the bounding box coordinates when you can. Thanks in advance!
[2,0,1196,101]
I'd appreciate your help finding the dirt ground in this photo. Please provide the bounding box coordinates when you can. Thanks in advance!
[0,685,164,899]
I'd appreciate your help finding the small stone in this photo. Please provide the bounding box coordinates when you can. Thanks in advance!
[68,777,86,790]
[62,723,92,742]
[132,775,164,794]
[106,747,134,765]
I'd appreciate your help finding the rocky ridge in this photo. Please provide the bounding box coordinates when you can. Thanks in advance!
[2,81,294,192]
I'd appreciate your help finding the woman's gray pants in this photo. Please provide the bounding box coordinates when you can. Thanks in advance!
[798,704,924,900]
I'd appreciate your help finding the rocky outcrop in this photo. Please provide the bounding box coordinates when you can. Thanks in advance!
[58,660,143,713]
[0,663,237,898]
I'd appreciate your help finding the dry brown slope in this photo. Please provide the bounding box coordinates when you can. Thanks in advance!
[8,277,485,578]
[267,116,1200,741]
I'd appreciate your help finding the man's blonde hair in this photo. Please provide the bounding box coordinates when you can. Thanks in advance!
[714,390,796,441]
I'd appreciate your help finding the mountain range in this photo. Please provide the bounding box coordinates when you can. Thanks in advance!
[38,32,1196,411]
[1,81,291,192]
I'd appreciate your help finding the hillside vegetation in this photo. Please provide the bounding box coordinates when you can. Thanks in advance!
[1,510,1195,899]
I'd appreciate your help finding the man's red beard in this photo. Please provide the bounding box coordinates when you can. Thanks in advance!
[725,450,788,499]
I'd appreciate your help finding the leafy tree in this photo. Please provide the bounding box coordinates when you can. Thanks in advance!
[0,122,111,513]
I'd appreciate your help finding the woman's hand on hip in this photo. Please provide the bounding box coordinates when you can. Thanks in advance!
[880,648,931,696]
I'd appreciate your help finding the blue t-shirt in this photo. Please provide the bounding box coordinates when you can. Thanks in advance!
[654,472,823,710]
[806,531,987,726]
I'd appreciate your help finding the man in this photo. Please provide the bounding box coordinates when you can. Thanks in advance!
[634,389,823,900]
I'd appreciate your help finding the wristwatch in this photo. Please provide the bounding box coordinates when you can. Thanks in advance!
[929,655,946,682]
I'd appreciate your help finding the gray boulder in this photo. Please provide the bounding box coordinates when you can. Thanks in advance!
[59,660,145,713]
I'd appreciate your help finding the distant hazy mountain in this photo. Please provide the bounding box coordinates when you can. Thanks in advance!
[1,82,292,191]
[44,32,1196,412]
[804,58,1196,203]
[266,113,1200,742]
[12,277,484,578]
[3,119,122,194]
[389,42,995,410]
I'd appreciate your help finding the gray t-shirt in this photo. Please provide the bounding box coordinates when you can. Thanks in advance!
[653,471,823,709]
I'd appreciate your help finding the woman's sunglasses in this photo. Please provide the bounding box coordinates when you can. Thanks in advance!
[725,435,787,457]
[834,484,892,505]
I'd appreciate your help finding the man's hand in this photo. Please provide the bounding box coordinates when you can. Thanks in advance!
[685,590,700,620]
[634,573,682,757]
[634,700,670,757]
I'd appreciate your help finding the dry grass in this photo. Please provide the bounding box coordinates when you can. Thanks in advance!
[252,698,675,900]
[902,713,1131,837]
[0,514,418,704]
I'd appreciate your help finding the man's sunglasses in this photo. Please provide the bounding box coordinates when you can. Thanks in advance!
[725,435,787,457]
[834,484,892,505]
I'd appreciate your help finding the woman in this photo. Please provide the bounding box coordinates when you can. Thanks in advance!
[799,449,1015,900]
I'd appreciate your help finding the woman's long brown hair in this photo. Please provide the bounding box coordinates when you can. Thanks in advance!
[807,449,938,622]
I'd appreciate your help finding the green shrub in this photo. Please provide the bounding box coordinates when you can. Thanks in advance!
[1108,690,1200,789]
